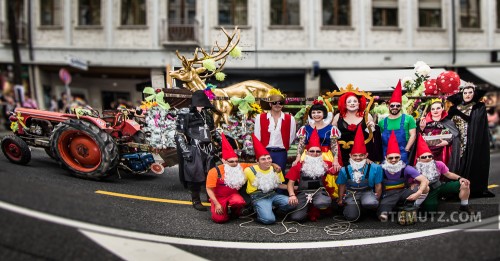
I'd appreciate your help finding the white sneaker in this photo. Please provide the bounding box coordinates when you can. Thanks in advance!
[379,214,388,222]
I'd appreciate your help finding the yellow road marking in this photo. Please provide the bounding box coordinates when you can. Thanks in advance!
[97,185,498,206]
[95,190,211,207]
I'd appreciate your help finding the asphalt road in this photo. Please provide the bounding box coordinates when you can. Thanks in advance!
[0,145,499,260]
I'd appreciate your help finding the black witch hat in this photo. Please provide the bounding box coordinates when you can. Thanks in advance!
[191,90,213,108]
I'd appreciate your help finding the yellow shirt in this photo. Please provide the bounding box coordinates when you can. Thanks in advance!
[243,165,285,194]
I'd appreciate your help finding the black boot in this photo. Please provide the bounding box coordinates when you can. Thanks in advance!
[191,190,207,211]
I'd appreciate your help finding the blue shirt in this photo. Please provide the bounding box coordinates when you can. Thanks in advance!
[336,163,383,188]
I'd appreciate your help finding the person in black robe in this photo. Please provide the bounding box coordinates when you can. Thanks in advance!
[175,90,221,210]
[446,83,495,197]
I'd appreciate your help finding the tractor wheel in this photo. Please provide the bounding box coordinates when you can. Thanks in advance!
[1,135,31,165]
[50,119,118,179]
[44,147,57,160]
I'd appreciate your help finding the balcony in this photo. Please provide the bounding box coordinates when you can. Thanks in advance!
[0,21,27,44]
[161,19,199,47]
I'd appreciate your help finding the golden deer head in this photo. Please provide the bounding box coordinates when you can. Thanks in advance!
[169,27,241,91]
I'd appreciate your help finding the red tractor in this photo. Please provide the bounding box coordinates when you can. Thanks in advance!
[1,107,163,179]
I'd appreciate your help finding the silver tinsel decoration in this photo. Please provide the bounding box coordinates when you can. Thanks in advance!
[220,112,255,157]
[142,106,177,149]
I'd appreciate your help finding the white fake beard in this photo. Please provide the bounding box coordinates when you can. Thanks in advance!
[252,169,280,193]
[415,160,440,183]
[302,155,326,179]
[349,158,367,171]
[349,158,367,183]
[223,164,246,190]
[381,160,406,174]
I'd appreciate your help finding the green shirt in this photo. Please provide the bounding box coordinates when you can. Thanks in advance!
[378,114,416,141]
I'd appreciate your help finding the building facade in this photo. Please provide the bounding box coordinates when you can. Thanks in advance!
[0,0,499,110]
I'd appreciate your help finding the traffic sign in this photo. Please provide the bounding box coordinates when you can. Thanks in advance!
[59,68,72,85]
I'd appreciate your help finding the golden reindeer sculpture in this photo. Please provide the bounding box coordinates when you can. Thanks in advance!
[169,27,274,125]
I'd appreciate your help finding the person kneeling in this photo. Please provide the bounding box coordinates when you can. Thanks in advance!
[378,131,430,221]
[243,135,295,225]
[206,133,249,223]
[414,135,473,214]
[286,128,333,222]
[336,126,383,221]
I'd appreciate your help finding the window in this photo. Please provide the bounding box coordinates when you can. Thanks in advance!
[219,0,248,25]
[3,0,27,42]
[322,0,351,26]
[121,0,147,25]
[497,0,500,28]
[167,0,196,41]
[78,0,101,26]
[40,0,62,26]
[372,0,398,27]
[270,0,300,26]
[418,0,441,28]
[10,0,25,23]
[460,0,480,28]
[168,0,196,24]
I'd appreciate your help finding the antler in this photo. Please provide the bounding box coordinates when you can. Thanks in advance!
[195,27,241,79]
[170,27,241,89]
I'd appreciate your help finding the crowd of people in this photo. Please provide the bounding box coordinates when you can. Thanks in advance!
[175,81,495,225]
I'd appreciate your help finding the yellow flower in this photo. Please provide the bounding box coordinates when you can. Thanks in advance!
[250,103,262,114]
[10,122,18,132]
[140,101,154,110]
[413,111,420,120]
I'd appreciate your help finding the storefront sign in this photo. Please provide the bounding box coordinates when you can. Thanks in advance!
[65,55,88,71]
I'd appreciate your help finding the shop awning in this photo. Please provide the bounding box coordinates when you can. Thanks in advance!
[328,68,446,92]
[466,67,500,89]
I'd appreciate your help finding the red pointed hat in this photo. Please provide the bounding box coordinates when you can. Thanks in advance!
[251,134,270,160]
[221,133,238,160]
[306,127,321,150]
[416,134,432,158]
[389,80,403,104]
[386,131,401,155]
[351,125,367,154]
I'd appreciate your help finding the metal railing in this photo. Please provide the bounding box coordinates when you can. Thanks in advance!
[0,21,27,43]
[160,19,199,43]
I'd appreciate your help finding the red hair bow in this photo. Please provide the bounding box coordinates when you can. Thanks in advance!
[313,100,324,105]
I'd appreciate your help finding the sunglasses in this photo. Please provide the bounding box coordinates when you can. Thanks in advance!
[420,155,434,159]
[387,156,400,160]
[308,150,322,154]
[270,101,282,105]
[226,160,239,164]
[390,104,401,108]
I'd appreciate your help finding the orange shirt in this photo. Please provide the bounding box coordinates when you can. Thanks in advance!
[206,163,253,188]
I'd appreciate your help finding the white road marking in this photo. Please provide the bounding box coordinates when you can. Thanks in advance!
[0,200,498,250]
[80,230,207,261]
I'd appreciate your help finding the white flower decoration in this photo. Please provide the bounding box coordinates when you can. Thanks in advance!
[414,61,431,77]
